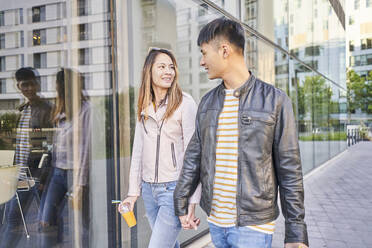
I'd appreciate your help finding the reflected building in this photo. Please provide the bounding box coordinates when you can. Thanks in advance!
[345,0,372,122]
[0,0,112,114]
[347,0,372,77]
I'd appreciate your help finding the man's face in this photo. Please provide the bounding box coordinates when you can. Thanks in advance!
[199,42,226,80]
[18,80,38,100]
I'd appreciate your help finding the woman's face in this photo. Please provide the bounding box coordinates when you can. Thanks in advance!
[151,53,175,92]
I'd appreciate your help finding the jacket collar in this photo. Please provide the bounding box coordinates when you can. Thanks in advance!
[140,95,168,121]
[218,72,256,98]
[17,96,43,111]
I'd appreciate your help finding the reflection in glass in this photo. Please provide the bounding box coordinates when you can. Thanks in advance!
[0,67,53,248]
[39,68,91,248]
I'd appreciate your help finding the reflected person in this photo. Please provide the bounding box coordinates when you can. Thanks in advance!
[118,48,201,248]
[0,67,53,248]
[39,68,91,247]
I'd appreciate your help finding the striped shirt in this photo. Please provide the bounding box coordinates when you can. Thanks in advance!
[207,89,275,234]
[15,105,32,167]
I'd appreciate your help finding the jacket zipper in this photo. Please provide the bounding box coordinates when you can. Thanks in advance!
[154,119,165,183]
[142,115,164,183]
[209,92,225,216]
[171,142,177,168]
[236,99,241,226]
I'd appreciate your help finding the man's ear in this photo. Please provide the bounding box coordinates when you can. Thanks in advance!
[221,43,230,59]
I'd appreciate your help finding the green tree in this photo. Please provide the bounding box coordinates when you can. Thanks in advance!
[301,75,332,127]
[347,69,372,115]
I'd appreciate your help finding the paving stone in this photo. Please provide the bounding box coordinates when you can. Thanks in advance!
[201,142,372,248]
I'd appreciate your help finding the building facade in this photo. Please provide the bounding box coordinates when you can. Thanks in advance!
[0,0,346,247]
[346,0,372,124]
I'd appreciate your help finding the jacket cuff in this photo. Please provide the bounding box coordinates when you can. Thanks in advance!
[285,222,309,246]
[174,198,188,216]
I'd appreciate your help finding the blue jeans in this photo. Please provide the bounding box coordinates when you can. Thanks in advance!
[142,181,182,248]
[208,222,273,248]
[39,167,89,247]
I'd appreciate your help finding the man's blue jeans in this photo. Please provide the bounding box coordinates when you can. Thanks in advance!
[209,222,273,248]
[142,181,182,248]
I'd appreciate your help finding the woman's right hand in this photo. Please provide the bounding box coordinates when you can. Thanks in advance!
[118,196,138,213]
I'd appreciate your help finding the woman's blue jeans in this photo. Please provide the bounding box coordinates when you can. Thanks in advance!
[141,181,182,248]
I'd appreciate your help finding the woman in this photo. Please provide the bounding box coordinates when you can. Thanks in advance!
[119,48,201,248]
[39,68,91,247]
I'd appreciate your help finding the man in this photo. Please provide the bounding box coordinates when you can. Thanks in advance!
[0,67,53,248]
[174,17,308,248]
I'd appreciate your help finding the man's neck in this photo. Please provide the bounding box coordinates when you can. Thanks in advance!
[222,60,250,89]
[27,95,40,105]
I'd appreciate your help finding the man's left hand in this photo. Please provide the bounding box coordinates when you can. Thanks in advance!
[179,203,200,230]
[285,243,308,248]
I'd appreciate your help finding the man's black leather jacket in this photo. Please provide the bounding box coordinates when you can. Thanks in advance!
[174,74,308,245]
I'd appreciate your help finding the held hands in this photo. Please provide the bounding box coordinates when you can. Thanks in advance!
[285,243,308,248]
[179,203,200,230]
[118,196,138,213]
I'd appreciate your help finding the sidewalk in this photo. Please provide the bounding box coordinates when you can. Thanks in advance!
[193,142,372,248]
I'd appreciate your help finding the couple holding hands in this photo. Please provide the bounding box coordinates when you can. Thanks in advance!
[119,17,309,248]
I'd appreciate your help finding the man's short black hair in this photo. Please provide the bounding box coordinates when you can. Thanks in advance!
[15,67,39,84]
[197,17,245,55]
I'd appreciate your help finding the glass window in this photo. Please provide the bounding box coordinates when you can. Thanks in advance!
[0,11,4,26]
[367,0,372,7]
[367,38,372,49]
[355,55,361,66]
[305,45,320,56]
[19,8,23,24]
[349,16,354,25]
[354,0,360,9]
[0,33,4,49]
[20,31,24,47]
[198,4,207,17]
[350,56,355,66]
[367,54,372,65]
[79,48,90,65]
[0,78,5,93]
[33,29,46,45]
[0,56,5,71]
[39,75,48,91]
[33,52,47,68]
[32,6,45,22]
[79,23,89,40]
[360,54,367,66]
[349,40,354,52]
[77,0,88,16]
[82,72,93,89]
[361,38,367,50]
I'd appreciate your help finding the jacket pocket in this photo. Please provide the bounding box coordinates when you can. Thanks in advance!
[171,143,177,168]
[241,114,275,126]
